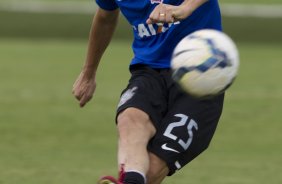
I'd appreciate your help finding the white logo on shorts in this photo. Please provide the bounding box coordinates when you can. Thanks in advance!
[118,86,138,108]
[161,143,180,153]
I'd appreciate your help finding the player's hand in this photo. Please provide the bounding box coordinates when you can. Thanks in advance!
[146,3,193,24]
[146,3,175,24]
[72,70,96,107]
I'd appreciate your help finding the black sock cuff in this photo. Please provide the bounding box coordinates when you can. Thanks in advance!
[123,171,145,184]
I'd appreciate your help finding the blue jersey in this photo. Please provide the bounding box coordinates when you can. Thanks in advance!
[96,0,222,68]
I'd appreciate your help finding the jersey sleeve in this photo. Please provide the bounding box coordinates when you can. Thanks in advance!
[95,0,119,11]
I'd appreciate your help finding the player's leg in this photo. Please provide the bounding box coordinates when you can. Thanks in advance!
[98,152,169,184]
[107,66,169,184]
[98,107,156,184]
[98,107,157,184]
[117,107,156,181]
[98,66,173,184]
[146,152,169,184]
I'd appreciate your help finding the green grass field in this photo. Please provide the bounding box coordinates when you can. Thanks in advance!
[0,0,281,183]
[0,38,281,184]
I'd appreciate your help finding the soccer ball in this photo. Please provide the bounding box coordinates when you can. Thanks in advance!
[171,29,239,97]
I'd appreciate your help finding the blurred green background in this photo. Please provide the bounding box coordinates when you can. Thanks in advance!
[0,1,281,184]
[0,0,282,42]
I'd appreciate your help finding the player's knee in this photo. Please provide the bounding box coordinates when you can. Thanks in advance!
[117,108,156,138]
[117,108,149,131]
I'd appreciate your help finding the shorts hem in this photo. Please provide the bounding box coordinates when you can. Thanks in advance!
[116,104,159,129]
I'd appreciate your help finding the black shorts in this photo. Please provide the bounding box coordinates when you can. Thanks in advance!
[116,64,224,175]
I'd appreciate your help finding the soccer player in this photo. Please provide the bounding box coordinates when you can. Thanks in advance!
[72,0,224,184]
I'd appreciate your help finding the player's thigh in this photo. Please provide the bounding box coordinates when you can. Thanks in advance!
[117,107,156,139]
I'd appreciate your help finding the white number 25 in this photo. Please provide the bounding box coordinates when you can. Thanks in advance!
[163,114,198,151]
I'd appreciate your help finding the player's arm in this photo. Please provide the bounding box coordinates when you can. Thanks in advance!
[73,8,119,107]
[146,0,208,24]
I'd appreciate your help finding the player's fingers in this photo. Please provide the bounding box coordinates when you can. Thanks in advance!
[73,89,83,101]
[147,10,159,23]
[147,4,175,24]
[73,83,85,101]
[158,12,166,22]
[72,86,81,99]
[147,3,164,24]
[146,18,152,24]
[147,12,167,24]
[165,9,174,23]
[72,74,84,99]
[79,97,87,107]
[158,3,167,22]
[72,80,79,95]
[79,93,93,107]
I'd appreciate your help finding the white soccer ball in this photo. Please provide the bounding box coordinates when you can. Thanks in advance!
[171,29,239,97]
